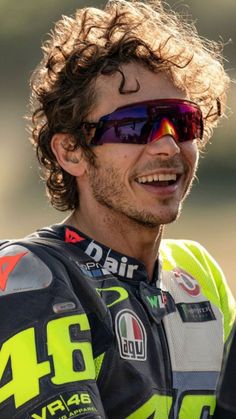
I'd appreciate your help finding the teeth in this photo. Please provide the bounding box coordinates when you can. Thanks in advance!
[137,173,177,184]
[138,177,147,183]
[158,174,177,181]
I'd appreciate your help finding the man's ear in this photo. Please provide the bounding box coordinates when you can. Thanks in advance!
[51,133,87,177]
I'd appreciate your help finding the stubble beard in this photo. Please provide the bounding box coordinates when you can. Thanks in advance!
[87,163,190,229]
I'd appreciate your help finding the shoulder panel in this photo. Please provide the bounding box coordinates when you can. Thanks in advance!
[161,239,236,341]
[0,244,53,296]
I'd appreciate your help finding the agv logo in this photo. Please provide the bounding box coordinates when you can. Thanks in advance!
[115,309,147,361]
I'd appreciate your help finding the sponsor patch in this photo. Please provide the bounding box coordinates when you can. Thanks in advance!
[115,309,147,361]
[53,301,76,314]
[173,268,200,297]
[0,245,52,295]
[75,260,110,278]
[177,301,216,323]
[65,228,85,244]
[0,251,28,291]
[29,390,98,419]
[85,242,139,279]
[139,282,176,323]
[96,286,129,308]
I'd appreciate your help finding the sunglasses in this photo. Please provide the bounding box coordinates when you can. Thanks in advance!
[81,99,204,146]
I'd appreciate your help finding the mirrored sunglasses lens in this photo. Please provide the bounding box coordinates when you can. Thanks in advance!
[93,102,202,145]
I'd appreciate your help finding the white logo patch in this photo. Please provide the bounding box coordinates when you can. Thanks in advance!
[115,309,147,361]
[85,242,139,278]
[173,268,200,297]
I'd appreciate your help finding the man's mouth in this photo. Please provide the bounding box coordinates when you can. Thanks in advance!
[135,173,181,187]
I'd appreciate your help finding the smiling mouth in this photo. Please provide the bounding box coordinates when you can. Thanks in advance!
[135,173,181,187]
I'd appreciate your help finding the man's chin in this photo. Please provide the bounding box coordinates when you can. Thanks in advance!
[160,206,183,225]
[126,207,181,229]
[151,212,180,227]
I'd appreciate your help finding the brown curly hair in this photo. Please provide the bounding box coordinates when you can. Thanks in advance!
[30,0,230,211]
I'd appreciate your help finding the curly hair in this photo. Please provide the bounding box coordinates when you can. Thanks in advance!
[30,0,230,211]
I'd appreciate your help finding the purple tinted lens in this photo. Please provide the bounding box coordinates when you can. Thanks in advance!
[91,99,203,145]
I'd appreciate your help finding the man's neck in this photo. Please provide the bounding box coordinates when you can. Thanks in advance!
[63,207,163,281]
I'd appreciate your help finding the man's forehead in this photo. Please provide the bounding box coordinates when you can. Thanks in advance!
[90,63,186,121]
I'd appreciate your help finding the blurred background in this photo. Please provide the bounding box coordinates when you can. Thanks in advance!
[0,0,235,296]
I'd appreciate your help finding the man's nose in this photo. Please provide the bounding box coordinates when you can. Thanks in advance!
[150,118,179,143]
[146,134,181,158]
[144,117,180,157]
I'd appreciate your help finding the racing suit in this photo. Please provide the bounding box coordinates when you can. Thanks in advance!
[0,224,235,419]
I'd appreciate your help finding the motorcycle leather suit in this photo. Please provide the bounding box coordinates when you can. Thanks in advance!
[0,224,235,419]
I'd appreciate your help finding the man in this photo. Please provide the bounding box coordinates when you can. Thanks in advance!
[0,0,235,418]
